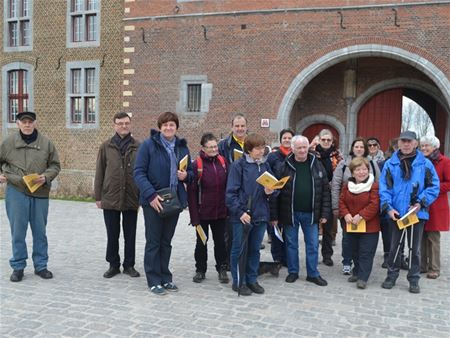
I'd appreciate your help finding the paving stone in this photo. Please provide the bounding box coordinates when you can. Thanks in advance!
[1,200,449,337]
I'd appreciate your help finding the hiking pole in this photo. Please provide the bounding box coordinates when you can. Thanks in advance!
[408,224,414,270]
[393,227,407,265]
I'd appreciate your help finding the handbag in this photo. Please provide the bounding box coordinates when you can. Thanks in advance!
[156,188,182,218]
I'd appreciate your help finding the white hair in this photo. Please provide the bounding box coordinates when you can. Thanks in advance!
[291,135,309,148]
[420,135,440,149]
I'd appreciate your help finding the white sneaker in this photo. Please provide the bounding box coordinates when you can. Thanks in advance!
[342,265,352,275]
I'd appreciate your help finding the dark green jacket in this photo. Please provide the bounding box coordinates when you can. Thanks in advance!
[0,131,60,197]
[94,136,140,211]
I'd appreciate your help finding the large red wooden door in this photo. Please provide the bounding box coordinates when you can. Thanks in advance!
[357,89,403,150]
[302,124,339,148]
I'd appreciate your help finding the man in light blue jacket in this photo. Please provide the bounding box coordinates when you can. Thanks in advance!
[379,131,439,294]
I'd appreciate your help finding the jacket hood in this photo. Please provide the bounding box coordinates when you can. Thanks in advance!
[244,153,267,164]
[150,128,188,147]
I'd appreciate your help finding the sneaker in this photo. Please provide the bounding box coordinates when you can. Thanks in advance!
[347,275,358,283]
[34,269,53,279]
[285,273,299,283]
[193,272,206,283]
[103,266,120,278]
[150,285,167,296]
[426,271,439,279]
[163,282,178,292]
[247,282,265,294]
[332,240,336,246]
[356,280,367,289]
[260,243,265,250]
[342,265,352,275]
[10,269,24,282]
[400,258,409,270]
[381,278,396,289]
[381,261,388,269]
[123,267,140,277]
[323,257,334,266]
[409,282,420,294]
[218,270,229,284]
[306,276,328,286]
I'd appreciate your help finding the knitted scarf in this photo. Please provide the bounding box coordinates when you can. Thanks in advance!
[398,149,417,180]
[427,148,441,162]
[113,132,132,156]
[160,134,178,191]
[348,174,374,194]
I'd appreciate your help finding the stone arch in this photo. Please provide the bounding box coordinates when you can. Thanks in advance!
[296,114,345,149]
[273,44,450,153]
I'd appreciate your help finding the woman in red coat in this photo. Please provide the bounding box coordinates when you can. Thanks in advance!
[420,136,450,279]
[339,157,380,289]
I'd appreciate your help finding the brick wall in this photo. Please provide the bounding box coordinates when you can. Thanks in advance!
[1,1,124,197]
[123,1,450,155]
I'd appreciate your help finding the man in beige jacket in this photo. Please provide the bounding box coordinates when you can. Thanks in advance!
[0,111,60,282]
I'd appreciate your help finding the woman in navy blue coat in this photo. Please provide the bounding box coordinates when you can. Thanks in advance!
[226,133,277,296]
[134,112,193,296]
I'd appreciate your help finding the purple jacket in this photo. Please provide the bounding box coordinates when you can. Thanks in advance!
[187,151,229,225]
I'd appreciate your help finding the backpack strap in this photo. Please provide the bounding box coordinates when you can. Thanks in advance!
[217,154,227,173]
[196,157,203,184]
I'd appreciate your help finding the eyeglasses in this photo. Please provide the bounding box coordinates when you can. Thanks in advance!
[368,143,379,147]
[115,122,130,127]
[320,138,332,143]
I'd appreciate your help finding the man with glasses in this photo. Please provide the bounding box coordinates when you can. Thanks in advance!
[367,137,385,165]
[94,112,141,278]
[314,129,343,267]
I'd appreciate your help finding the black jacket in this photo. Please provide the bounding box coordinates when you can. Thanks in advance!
[271,153,331,225]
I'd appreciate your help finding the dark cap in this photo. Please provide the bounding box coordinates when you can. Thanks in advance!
[16,111,36,121]
[399,130,417,140]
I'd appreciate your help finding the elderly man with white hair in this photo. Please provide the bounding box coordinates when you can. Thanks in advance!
[270,135,331,286]
[419,135,450,279]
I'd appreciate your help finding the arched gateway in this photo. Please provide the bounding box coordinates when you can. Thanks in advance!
[273,44,450,154]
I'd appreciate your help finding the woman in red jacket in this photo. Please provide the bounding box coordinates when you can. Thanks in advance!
[420,136,450,279]
[339,157,380,289]
[187,133,229,284]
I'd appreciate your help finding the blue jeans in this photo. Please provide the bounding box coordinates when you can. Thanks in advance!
[341,223,353,266]
[230,221,266,285]
[284,211,320,278]
[5,185,49,271]
[142,206,179,287]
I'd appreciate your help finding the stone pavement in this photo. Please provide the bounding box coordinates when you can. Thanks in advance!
[1,200,449,337]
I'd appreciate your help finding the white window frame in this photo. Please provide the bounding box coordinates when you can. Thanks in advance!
[65,60,100,129]
[176,75,212,115]
[66,0,101,48]
[2,62,34,130]
[3,0,33,52]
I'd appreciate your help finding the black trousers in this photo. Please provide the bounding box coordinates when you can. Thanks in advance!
[321,218,334,259]
[195,219,227,273]
[103,209,138,269]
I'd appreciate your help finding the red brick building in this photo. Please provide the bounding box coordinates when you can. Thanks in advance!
[123,0,450,155]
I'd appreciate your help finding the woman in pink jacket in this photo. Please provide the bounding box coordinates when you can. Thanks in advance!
[420,135,450,279]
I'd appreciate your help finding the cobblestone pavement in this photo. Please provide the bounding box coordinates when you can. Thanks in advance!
[1,200,449,337]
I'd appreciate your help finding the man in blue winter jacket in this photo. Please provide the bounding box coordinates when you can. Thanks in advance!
[379,130,439,294]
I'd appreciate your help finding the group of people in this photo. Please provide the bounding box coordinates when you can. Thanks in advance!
[1,111,449,297]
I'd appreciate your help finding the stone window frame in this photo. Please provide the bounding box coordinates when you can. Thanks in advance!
[2,62,34,129]
[3,0,33,52]
[66,0,101,48]
[176,75,212,116]
[65,60,100,129]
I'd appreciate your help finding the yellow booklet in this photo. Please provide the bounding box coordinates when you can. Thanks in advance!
[256,171,290,190]
[23,173,44,193]
[195,225,207,245]
[346,219,366,233]
[397,207,420,230]
[179,154,188,171]
[233,149,243,161]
